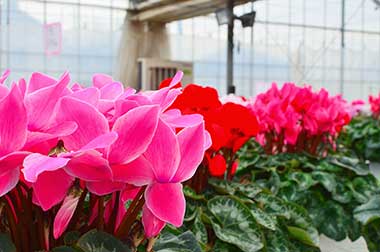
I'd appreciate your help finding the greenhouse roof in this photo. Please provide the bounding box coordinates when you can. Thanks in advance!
[127,0,252,23]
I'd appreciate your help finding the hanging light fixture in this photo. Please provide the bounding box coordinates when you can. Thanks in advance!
[215,8,232,25]
[215,9,256,27]
[237,11,256,28]
[373,0,380,8]
[215,0,258,94]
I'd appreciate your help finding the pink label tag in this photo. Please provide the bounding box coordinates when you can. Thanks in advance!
[44,22,62,56]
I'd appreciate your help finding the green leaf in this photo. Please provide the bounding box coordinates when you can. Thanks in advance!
[365,141,380,161]
[316,160,342,173]
[249,204,277,231]
[77,229,131,252]
[208,179,262,200]
[311,171,336,193]
[362,218,380,252]
[183,186,205,201]
[349,177,378,204]
[208,196,263,252]
[232,183,262,199]
[329,156,369,175]
[209,179,236,195]
[287,226,318,247]
[286,202,319,247]
[332,180,353,204]
[154,231,202,252]
[184,202,198,222]
[64,231,81,245]
[291,241,321,252]
[265,229,293,252]
[348,217,362,242]
[316,201,348,241]
[278,182,301,202]
[288,172,317,190]
[213,240,243,252]
[267,171,281,194]
[354,194,380,225]
[52,246,79,252]
[192,211,208,244]
[0,233,16,252]
[254,192,290,219]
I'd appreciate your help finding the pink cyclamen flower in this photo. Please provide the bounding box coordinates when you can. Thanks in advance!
[369,93,380,117]
[252,82,350,153]
[22,95,118,211]
[0,84,28,197]
[114,119,209,237]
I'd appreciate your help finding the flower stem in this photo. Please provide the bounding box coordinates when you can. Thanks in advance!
[115,186,146,238]
[97,197,105,231]
[106,191,120,233]
[2,198,21,252]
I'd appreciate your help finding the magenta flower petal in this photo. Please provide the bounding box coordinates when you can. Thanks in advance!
[162,89,182,110]
[18,78,27,98]
[57,97,109,150]
[0,85,9,100]
[0,84,27,156]
[64,150,113,182]
[53,193,80,239]
[100,82,123,100]
[69,87,100,107]
[161,109,204,128]
[149,88,181,111]
[145,183,185,227]
[97,99,115,115]
[27,72,57,93]
[171,123,206,183]
[168,71,183,88]
[108,105,160,164]
[24,121,78,149]
[92,73,113,89]
[0,167,20,197]
[144,119,180,182]
[26,72,70,131]
[204,131,212,150]
[112,156,154,185]
[125,94,152,106]
[0,151,29,177]
[113,99,139,120]
[32,169,74,211]
[79,132,118,152]
[23,153,70,183]
[86,181,125,196]
[142,205,166,238]
[0,69,10,84]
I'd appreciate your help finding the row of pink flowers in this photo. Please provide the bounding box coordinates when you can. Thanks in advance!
[0,70,210,242]
[250,83,351,154]
[369,93,380,118]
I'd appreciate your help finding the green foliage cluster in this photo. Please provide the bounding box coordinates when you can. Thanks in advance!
[237,141,380,252]
[167,180,321,252]
[340,115,380,162]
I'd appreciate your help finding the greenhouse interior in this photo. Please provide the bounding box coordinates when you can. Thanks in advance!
[0,0,380,251]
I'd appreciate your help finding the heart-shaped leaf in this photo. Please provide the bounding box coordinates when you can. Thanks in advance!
[354,194,380,225]
[77,229,131,252]
[208,196,263,252]
[154,231,202,252]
